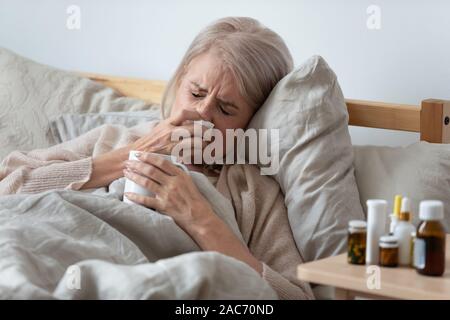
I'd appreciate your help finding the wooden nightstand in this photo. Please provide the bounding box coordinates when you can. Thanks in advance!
[297,235,450,300]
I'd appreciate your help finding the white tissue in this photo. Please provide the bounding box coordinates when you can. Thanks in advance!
[194,120,214,129]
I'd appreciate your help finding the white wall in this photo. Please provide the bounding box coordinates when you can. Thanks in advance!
[1,0,449,146]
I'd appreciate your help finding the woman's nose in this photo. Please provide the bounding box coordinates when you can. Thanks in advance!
[196,97,214,121]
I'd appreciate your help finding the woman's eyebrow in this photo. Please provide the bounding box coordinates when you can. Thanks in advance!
[190,81,208,92]
[190,81,238,109]
[217,97,238,110]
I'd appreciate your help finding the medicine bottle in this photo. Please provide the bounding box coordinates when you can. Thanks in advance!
[415,200,446,276]
[393,198,415,266]
[379,235,399,267]
[348,220,367,265]
[366,200,387,265]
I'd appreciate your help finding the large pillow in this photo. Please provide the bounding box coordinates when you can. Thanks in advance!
[49,110,161,144]
[248,55,365,262]
[353,142,450,230]
[0,47,158,161]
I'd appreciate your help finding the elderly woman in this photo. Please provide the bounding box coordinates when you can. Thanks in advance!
[0,17,314,299]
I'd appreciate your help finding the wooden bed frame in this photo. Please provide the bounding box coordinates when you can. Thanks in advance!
[82,72,450,144]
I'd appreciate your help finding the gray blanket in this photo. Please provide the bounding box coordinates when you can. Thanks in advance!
[0,172,277,299]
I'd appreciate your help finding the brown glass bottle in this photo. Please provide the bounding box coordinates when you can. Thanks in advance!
[415,200,446,277]
[347,220,367,265]
[379,235,399,268]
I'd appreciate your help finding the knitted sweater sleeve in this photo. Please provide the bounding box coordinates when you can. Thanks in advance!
[0,124,132,195]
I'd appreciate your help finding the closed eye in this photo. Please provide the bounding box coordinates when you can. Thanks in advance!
[191,91,231,115]
[219,104,231,116]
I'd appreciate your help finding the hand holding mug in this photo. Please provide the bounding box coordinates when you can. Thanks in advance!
[123,151,188,204]
[123,151,215,233]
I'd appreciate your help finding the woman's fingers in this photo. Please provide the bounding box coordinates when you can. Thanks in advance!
[124,192,162,211]
[123,168,162,193]
[171,124,196,138]
[126,160,167,184]
[137,152,184,176]
[169,109,202,126]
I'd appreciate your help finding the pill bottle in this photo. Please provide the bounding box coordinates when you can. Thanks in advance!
[348,220,367,265]
[379,235,399,267]
[415,200,446,276]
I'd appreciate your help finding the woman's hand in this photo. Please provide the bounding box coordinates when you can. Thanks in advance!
[123,152,215,232]
[130,109,208,157]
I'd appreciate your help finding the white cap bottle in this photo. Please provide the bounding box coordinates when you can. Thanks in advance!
[366,199,388,265]
[415,200,446,276]
[393,197,416,266]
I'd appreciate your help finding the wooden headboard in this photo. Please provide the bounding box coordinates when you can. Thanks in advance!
[81,72,450,144]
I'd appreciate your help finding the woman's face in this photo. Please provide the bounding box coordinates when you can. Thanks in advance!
[170,52,254,135]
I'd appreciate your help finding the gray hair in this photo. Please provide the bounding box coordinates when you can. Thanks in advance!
[161,16,293,118]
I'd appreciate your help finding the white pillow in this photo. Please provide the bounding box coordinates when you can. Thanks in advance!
[353,142,450,230]
[49,110,161,143]
[0,47,158,161]
[248,55,365,262]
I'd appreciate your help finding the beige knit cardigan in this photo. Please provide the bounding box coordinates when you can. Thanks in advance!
[0,121,314,300]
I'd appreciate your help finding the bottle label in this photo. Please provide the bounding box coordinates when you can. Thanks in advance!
[414,238,426,269]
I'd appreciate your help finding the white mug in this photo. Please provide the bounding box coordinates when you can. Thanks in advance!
[123,150,189,205]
